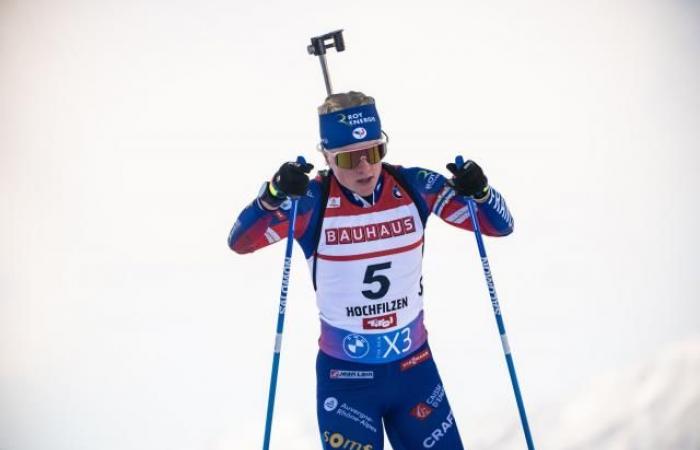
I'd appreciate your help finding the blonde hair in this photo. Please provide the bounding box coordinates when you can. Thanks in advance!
[317,91,375,114]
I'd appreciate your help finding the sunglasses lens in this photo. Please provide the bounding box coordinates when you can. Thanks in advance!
[334,144,386,169]
[334,152,355,169]
[367,144,386,163]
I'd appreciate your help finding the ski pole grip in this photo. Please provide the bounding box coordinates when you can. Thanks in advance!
[455,155,465,170]
[296,155,307,165]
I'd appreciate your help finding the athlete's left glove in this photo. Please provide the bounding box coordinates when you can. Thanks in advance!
[446,159,490,200]
[259,160,314,209]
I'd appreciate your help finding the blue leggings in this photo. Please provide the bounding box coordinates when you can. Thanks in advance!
[316,342,464,450]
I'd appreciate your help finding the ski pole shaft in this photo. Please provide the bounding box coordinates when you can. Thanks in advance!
[262,157,305,450]
[457,156,535,449]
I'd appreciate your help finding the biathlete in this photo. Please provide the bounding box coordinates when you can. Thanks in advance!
[228,91,514,449]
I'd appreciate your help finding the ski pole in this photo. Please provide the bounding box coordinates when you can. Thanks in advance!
[307,29,345,96]
[262,156,306,450]
[456,155,535,449]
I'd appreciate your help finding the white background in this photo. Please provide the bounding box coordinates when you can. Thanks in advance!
[1,0,698,449]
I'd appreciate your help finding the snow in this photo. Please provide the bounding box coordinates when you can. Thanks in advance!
[474,337,700,450]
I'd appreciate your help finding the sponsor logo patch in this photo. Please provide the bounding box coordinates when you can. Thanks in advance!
[327,196,341,208]
[400,349,432,371]
[362,313,397,330]
[426,384,445,408]
[334,402,377,434]
[417,170,440,191]
[323,431,374,449]
[352,127,367,139]
[338,111,377,127]
[324,216,416,245]
[342,334,370,359]
[410,402,434,421]
[323,397,338,412]
[347,298,408,318]
[330,370,375,380]
[333,403,378,433]
[422,410,455,448]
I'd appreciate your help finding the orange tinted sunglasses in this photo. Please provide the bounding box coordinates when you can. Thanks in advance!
[334,143,387,169]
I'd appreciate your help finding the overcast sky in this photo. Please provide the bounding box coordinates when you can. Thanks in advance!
[1,0,698,449]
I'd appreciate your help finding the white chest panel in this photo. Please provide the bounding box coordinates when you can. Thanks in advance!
[311,174,426,340]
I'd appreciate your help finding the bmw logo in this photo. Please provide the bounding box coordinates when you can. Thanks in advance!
[342,334,370,359]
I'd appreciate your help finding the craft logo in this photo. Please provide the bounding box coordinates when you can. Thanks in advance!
[352,127,367,139]
[342,334,370,359]
[422,410,455,448]
[330,370,374,380]
[392,185,403,199]
[325,216,416,245]
[323,431,374,450]
[324,397,339,412]
[362,313,397,330]
[410,402,433,421]
[400,349,431,371]
[327,196,341,208]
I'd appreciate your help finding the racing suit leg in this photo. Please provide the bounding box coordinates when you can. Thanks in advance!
[316,351,386,450]
[384,344,465,450]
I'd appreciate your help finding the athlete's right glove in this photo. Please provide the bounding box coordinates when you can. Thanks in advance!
[446,159,490,200]
[259,160,314,209]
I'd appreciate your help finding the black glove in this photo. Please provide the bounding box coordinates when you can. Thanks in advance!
[446,159,489,199]
[260,160,314,208]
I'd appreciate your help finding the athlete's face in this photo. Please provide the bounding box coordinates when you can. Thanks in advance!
[325,148,383,197]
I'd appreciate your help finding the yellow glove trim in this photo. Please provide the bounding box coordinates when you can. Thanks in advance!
[268,180,282,198]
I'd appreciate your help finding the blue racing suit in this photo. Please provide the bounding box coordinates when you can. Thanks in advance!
[229,163,514,449]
